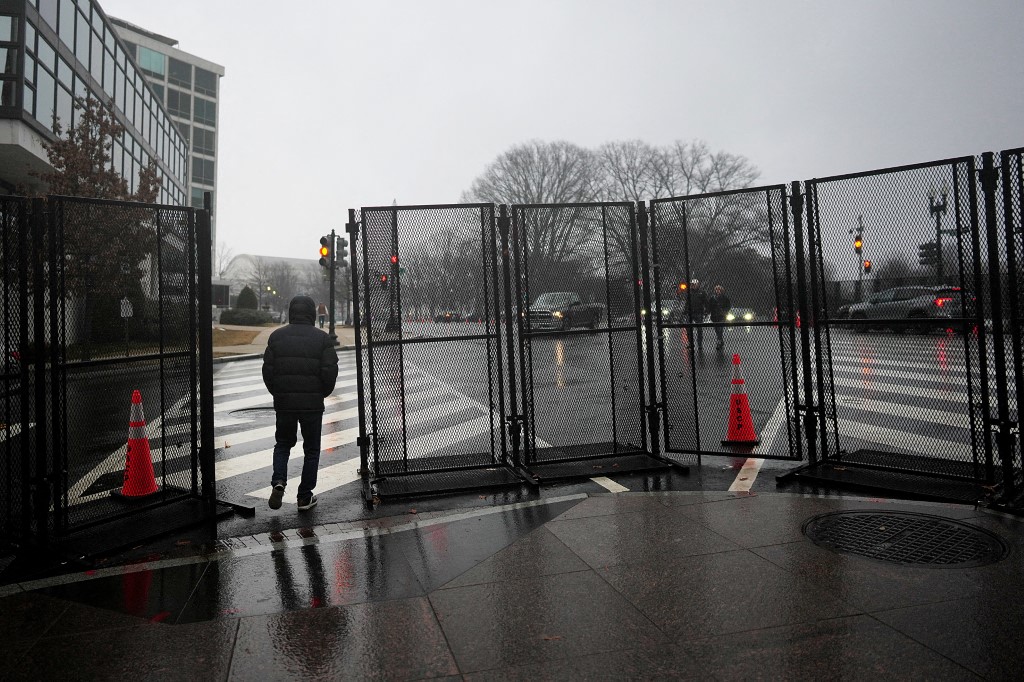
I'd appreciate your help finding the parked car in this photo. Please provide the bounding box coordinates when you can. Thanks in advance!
[434,311,464,323]
[527,292,602,331]
[846,286,975,332]
[725,307,756,323]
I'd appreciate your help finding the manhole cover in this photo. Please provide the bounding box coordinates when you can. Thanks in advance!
[229,407,276,420]
[803,511,1008,568]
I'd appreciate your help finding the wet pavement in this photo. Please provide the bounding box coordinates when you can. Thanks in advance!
[2,491,1023,680]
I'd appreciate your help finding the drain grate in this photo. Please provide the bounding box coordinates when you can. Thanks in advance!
[803,511,1008,568]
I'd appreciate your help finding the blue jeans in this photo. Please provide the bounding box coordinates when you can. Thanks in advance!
[272,411,323,497]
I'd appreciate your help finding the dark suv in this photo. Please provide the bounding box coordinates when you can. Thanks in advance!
[847,286,975,331]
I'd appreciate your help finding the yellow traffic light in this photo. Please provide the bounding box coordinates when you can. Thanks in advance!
[854,237,863,253]
[678,282,688,291]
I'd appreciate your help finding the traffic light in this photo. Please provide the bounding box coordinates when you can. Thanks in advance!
[318,236,331,268]
[379,273,388,290]
[336,235,348,269]
[863,260,872,274]
[390,254,398,265]
[854,236,863,255]
[678,282,688,292]
[918,241,939,266]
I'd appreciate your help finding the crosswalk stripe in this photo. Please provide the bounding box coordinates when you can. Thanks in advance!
[215,406,360,451]
[831,357,968,380]
[213,368,357,394]
[831,376,968,403]
[216,425,360,481]
[246,456,361,503]
[214,381,357,413]
[835,417,972,459]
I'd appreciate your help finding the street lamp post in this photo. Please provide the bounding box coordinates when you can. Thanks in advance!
[928,185,948,284]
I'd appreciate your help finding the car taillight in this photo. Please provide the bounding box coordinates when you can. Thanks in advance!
[934,297,953,308]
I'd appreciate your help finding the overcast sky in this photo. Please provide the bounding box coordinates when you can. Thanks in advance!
[97,0,1024,261]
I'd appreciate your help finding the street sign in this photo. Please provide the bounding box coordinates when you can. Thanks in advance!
[120,297,133,318]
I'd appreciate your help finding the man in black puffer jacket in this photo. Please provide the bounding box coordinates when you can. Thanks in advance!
[262,295,339,511]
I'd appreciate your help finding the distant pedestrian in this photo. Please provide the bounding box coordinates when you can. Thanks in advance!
[316,301,328,329]
[688,279,710,349]
[709,284,732,350]
[262,295,339,511]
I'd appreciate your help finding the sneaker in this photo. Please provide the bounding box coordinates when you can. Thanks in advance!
[268,483,285,510]
[297,494,318,511]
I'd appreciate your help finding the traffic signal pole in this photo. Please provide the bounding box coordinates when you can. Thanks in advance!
[327,228,337,342]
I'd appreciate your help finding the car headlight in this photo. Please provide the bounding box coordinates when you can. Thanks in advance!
[662,308,670,316]
[726,313,735,321]
[552,311,564,318]
[743,313,753,321]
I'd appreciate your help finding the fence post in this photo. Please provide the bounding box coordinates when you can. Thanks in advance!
[636,202,661,457]
[790,183,818,465]
[497,205,521,466]
[30,198,49,545]
[346,209,370,495]
[999,151,1023,501]
[198,194,216,513]
[979,153,1016,496]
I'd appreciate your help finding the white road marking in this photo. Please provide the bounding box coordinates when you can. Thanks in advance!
[217,424,361,480]
[247,456,362,502]
[835,417,971,458]
[591,476,629,493]
[728,458,764,492]
[831,376,969,402]
[213,368,357,396]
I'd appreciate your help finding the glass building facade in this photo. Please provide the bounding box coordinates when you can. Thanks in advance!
[0,0,195,206]
[109,16,223,218]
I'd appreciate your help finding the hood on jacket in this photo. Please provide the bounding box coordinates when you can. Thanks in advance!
[288,295,317,325]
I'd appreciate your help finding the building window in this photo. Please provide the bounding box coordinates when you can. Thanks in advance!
[151,82,163,101]
[57,0,73,49]
[168,57,191,88]
[75,10,89,66]
[0,48,14,76]
[192,157,214,185]
[1,79,15,107]
[167,88,190,118]
[137,45,165,79]
[0,15,17,41]
[193,97,215,126]
[176,119,190,145]
[39,0,57,31]
[193,127,215,155]
[191,187,206,208]
[195,67,216,97]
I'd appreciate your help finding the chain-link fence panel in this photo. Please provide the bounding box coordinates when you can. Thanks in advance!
[996,148,1024,499]
[650,186,800,462]
[358,205,512,494]
[804,158,992,482]
[0,198,31,544]
[510,203,649,467]
[49,197,203,532]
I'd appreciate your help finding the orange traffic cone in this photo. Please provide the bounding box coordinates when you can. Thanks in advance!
[722,354,760,446]
[113,390,159,499]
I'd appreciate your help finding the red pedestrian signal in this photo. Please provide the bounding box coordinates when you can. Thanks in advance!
[390,254,399,265]
[863,260,872,274]
[380,274,388,289]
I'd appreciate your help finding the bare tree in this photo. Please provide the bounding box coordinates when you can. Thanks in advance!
[594,139,657,202]
[215,241,234,279]
[246,256,275,308]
